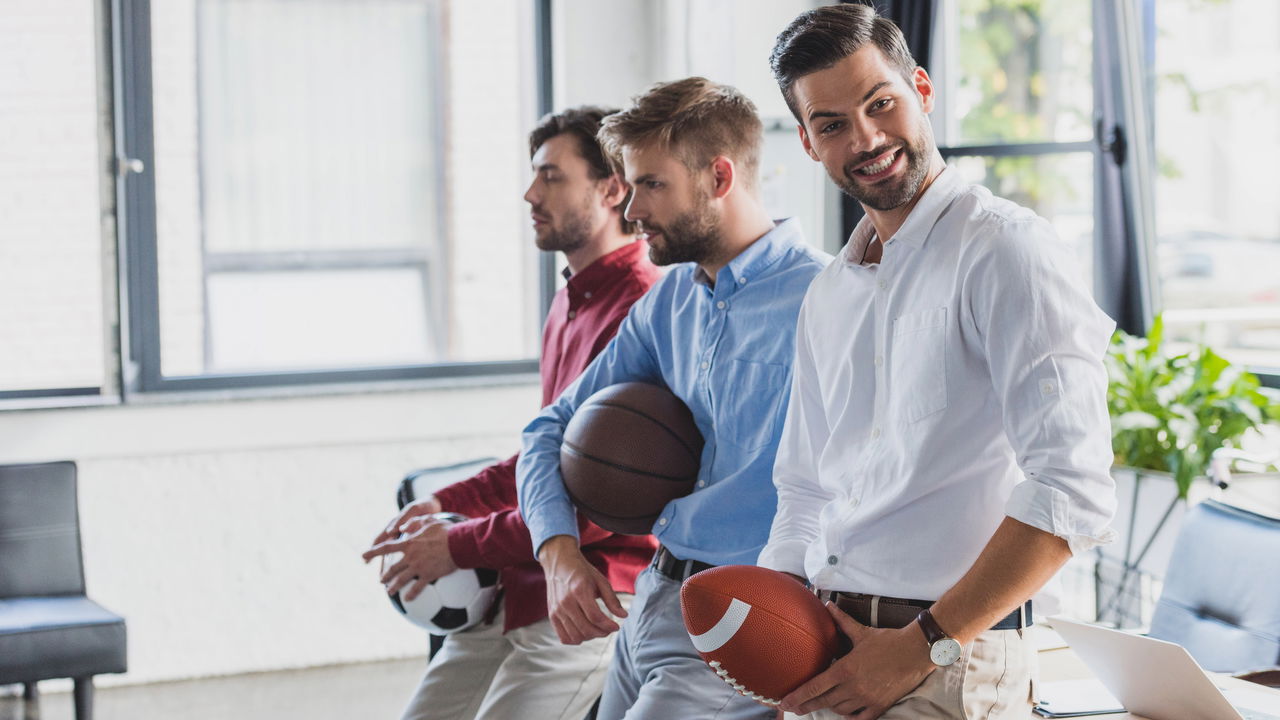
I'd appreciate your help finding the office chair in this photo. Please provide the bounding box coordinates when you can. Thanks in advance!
[0,461,127,719]
[1148,499,1280,686]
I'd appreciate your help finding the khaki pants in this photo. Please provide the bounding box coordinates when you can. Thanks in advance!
[400,602,628,720]
[784,627,1035,720]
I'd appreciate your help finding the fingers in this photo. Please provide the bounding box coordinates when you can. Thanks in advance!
[575,591,619,638]
[380,556,410,586]
[402,576,431,603]
[780,666,838,714]
[596,576,628,619]
[826,601,870,642]
[361,538,405,563]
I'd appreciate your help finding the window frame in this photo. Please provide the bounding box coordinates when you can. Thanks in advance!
[111,0,555,396]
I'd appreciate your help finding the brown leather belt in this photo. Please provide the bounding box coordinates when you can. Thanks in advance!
[818,590,1033,631]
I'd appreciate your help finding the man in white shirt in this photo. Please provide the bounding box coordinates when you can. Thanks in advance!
[760,6,1118,719]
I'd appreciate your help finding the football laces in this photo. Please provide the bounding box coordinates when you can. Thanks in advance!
[706,660,780,706]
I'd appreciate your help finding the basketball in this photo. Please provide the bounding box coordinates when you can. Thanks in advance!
[560,382,704,534]
[680,565,839,707]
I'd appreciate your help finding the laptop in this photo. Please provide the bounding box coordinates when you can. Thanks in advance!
[1048,616,1280,720]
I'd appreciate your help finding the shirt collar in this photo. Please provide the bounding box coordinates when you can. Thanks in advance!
[693,217,804,288]
[842,165,963,265]
[564,239,649,298]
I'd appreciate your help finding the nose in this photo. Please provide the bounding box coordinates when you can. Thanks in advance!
[523,177,539,206]
[623,193,645,223]
[847,115,886,157]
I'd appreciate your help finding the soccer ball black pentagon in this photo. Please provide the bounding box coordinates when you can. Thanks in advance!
[383,513,500,635]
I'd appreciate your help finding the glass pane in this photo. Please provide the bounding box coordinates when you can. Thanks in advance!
[949,153,1094,287]
[934,0,1093,145]
[1150,0,1280,368]
[151,0,539,377]
[0,0,107,393]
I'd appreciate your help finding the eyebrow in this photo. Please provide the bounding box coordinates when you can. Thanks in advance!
[532,162,562,173]
[806,80,894,124]
[631,173,658,184]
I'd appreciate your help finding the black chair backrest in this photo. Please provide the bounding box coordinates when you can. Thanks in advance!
[0,461,86,598]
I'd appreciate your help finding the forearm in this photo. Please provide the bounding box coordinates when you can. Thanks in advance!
[929,516,1071,645]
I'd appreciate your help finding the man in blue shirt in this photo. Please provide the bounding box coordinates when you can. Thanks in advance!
[517,77,830,719]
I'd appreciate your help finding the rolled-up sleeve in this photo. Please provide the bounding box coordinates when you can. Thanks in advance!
[968,217,1118,554]
[517,296,662,557]
[758,295,835,576]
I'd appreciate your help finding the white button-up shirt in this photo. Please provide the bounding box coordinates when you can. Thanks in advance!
[758,167,1117,607]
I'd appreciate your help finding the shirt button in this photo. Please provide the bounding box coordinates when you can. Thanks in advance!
[877,280,888,290]
[874,355,884,367]
[700,361,709,370]
[658,517,668,526]
[827,555,839,566]
[871,425,881,440]
[583,291,592,299]
[567,311,576,320]
[716,301,726,309]
[738,277,748,284]
[850,497,860,508]
[697,480,706,488]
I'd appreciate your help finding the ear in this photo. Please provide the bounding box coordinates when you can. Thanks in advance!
[708,156,735,199]
[913,66,936,114]
[599,174,629,211]
[797,123,820,162]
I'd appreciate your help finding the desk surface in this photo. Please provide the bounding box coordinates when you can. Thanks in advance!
[1035,626,1280,719]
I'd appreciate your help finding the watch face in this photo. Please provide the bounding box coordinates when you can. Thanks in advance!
[930,638,962,666]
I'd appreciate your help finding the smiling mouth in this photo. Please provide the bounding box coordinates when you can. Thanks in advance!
[852,149,902,180]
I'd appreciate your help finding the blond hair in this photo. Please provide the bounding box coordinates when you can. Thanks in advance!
[599,77,763,188]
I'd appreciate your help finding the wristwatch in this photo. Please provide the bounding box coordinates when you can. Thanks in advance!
[916,608,962,666]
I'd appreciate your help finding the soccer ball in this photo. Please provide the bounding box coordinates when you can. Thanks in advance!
[382,513,500,634]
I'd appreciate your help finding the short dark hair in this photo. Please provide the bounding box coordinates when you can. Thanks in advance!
[598,77,763,189]
[529,106,636,235]
[770,4,918,123]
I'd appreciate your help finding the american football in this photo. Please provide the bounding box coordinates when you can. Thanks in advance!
[680,565,839,706]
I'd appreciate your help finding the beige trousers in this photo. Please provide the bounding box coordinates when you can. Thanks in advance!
[784,627,1035,720]
[400,602,628,720]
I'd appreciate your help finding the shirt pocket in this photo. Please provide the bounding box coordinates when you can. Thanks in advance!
[721,358,788,451]
[891,306,949,423]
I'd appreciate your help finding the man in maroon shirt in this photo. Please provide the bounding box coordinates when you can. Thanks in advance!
[363,107,660,720]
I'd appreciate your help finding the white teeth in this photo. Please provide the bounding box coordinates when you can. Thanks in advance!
[857,152,896,175]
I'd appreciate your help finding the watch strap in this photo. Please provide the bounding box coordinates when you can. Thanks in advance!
[915,607,950,646]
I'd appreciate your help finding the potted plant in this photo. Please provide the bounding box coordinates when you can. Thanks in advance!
[1098,314,1280,625]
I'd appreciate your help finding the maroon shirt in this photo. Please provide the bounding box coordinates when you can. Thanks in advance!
[434,240,661,632]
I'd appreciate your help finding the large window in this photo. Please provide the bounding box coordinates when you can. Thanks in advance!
[1148,0,1280,373]
[931,0,1098,289]
[127,0,543,390]
[2,0,548,405]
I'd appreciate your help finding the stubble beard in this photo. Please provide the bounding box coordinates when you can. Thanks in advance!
[645,191,721,267]
[836,121,933,212]
[534,192,594,254]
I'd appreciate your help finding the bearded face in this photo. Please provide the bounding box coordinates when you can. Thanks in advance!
[638,184,721,267]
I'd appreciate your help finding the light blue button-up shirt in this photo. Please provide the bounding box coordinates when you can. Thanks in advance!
[517,218,830,566]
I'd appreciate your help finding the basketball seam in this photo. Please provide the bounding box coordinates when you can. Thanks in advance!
[587,401,702,461]
[561,441,696,483]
